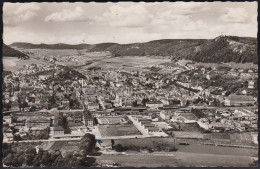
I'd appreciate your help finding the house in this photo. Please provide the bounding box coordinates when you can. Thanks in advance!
[88,103,99,111]
[3,133,13,141]
[224,94,255,106]
[146,101,163,109]
[100,160,116,167]
[96,140,112,150]
[241,89,247,95]
[84,111,94,127]
[53,126,64,136]
[210,122,228,132]
[62,99,70,109]
[73,111,83,122]
[160,111,172,120]
[232,108,257,121]
[248,80,255,89]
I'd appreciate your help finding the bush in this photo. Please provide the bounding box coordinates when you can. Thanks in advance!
[113,144,128,152]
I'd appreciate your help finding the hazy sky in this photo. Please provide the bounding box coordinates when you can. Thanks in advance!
[3,2,258,45]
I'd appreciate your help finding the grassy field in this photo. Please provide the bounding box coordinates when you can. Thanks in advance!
[98,125,141,137]
[114,137,177,149]
[96,141,257,167]
[96,148,255,167]
[96,154,179,167]
[203,132,255,146]
[204,133,231,140]
[194,61,257,69]
[176,151,254,167]
[177,144,257,157]
[3,57,47,71]
[78,56,171,72]
[174,131,204,139]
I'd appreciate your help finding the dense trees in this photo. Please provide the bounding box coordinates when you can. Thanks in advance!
[3,134,98,167]
[25,127,50,140]
[80,133,97,154]
[55,113,71,134]
[191,109,206,119]
[3,44,29,59]
[88,36,257,64]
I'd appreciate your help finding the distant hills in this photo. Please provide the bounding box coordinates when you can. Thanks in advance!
[3,44,29,59]
[9,36,257,63]
[10,42,92,50]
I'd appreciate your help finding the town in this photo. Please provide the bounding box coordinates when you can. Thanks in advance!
[2,51,258,167]
[2,1,258,167]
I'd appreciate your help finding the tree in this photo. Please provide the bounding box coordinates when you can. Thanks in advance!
[79,156,96,167]
[80,133,97,154]
[13,134,22,141]
[113,144,127,152]
[3,153,13,166]
[249,159,258,167]
[142,98,149,105]
[111,139,115,147]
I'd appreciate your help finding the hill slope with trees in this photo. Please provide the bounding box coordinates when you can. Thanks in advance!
[9,36,257,63]
[172,36,257,64]
[3,44,29,59]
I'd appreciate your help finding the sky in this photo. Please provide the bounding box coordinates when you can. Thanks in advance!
[3,2,258,45]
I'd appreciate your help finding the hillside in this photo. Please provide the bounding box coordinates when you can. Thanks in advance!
[10,42,92,50]
[9,36,257,63]
[89,39,207,57]
[89,36,257,64]
[3,44,29,59]
[173,36,257,64]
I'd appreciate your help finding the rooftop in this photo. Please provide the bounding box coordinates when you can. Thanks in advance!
[54,126,64,131]
[226,94,255,101]
[146,101,163,104]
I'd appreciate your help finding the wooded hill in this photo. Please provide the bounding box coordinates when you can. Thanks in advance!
[3,44,29,59]
[10,36,257,63]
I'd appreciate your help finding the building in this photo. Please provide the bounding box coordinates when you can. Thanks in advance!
[146,101,163,109]
[248,80,255,89]
[224,94,255,106]
[96,140,112,150]
[84,111,94,127]
[99,160,115,167]
[210,122,228,132]
[160,111,172,120]
[88,103,99,111]
[26,117,51,130]
[53,126,64,136]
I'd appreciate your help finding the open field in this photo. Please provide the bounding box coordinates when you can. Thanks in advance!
[98,125,141,137]
[96,149,255,167]
[174,131,204,139]
[97,141,257,167]
[3,57,47,71]
[203,132,256,146]
[96,154,179,167]
[114,137,177,148]
[176,151,254,167]
[194,61,257,69]
[177,144,257,157]
[77,56,171,72]
[204,133,231,140]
